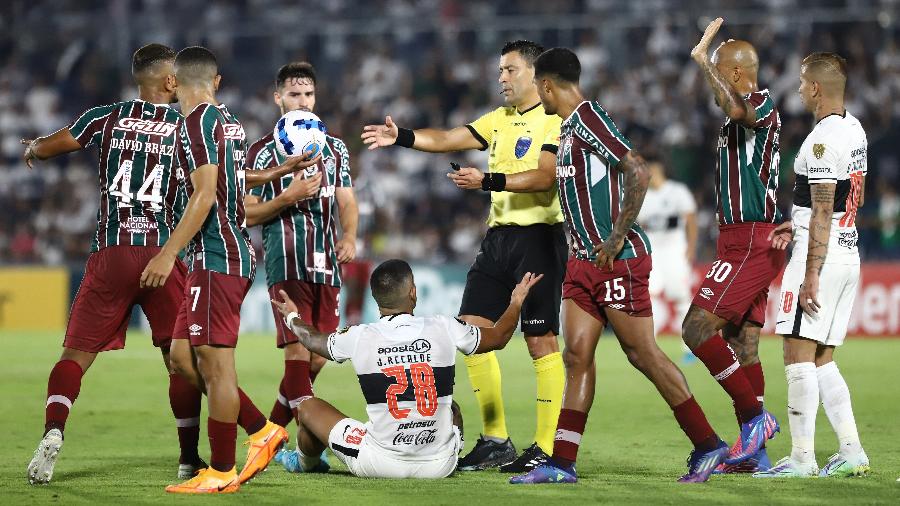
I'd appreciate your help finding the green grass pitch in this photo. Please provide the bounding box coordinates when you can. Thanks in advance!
[2,331,898,504]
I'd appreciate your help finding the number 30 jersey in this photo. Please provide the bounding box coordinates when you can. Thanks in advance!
[69,100,184,253]
[790,111,867,266]
[327,313,481,460]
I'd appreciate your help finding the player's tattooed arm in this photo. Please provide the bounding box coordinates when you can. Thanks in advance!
[800,182,835,315]
[593,151,649,270]
[271,289,334,360]
[20,128,82,168]
[690,17,757,127]
[285,319,334,361]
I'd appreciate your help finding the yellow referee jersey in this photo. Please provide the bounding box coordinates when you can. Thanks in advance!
[467,103,563,227]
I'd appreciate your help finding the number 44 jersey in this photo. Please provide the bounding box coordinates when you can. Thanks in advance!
[69,99,184,253]
[327,313,481,461]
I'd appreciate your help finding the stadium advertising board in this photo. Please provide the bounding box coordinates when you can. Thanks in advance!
[0,268,69,331]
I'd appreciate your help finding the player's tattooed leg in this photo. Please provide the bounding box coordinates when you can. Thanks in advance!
[681,305,726,351]
[723,322,761,366]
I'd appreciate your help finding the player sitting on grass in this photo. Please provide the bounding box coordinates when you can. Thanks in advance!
[270,259,542,478]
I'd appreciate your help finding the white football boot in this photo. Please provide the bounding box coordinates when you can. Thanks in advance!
[27,429,63,484]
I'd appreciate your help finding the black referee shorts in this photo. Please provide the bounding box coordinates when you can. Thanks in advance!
[459,223,567,336]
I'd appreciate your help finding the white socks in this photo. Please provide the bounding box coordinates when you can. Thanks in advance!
[785,362,818,464]
[297,448,321,471]
[817,362,864,458]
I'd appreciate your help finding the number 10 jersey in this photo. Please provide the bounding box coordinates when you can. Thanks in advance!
[327,313,481,461]
[69,99,184,253]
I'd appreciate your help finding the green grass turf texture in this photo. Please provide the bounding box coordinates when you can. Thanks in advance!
[2,331,898,505]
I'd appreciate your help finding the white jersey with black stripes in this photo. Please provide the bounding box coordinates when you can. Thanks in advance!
[790,111,867,266]
[326,313,480,461]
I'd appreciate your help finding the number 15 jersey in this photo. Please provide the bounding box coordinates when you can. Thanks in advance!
[327,313,481,460]
[69,99,184,253]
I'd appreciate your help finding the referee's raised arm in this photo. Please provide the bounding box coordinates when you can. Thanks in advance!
[361,114,484,153]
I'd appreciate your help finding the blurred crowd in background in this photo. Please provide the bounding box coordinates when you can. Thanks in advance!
[1,0,898,268]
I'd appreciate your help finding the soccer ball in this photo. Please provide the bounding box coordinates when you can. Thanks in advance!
[274,110,327,159]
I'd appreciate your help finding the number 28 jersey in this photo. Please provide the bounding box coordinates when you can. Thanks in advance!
[69,99,184,253]
[327,313,481,460]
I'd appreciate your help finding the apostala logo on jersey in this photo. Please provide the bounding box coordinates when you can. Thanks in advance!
[813,143,826,159]
[222,124,246,141]
[376,338,432,367]
[514,136,532,159]
[113,118,178,137]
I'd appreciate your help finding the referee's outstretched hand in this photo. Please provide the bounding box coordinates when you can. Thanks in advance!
[361,115,399,150]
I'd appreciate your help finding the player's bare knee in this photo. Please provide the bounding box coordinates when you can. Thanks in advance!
[562,345,593,372]
[525,333,559,360]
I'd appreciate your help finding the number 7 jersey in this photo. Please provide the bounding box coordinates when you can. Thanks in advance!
[69,99,184,253]
[327,313,481,460]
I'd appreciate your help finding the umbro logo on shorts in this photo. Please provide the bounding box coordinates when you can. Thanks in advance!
[609,304,625,310]
[189,324,203,335]
[700,288,714,300]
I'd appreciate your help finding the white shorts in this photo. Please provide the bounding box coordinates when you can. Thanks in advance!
[327,418,460,479]
[774,261,859,346]
[648,251,692,301]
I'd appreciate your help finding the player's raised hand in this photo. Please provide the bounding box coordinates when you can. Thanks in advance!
[691,17,724,63]
[447,167,484,190]
[271,289,299,320]
[768,221,793,250]
[511,272,544,306]
[335,236,357,263]
[361,115,399,150]
[282,171,322,203]
[139,251,176,289]
[21,138,37,169]
[799,275,821,316]
[593,236,625,271]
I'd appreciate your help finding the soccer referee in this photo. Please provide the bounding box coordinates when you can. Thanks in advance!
[362,40,565,473]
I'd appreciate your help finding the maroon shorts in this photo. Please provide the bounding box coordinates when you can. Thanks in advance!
[692,222,786,325]
[173,269,251,347]
[65,245,186,353]
[268,280,340,348]
[562,254,652,325]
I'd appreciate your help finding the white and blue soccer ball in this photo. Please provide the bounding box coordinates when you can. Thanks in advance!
[274,110,327,159]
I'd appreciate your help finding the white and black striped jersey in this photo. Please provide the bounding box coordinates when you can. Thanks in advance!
[326,313,480,460]
[790,111,866,265]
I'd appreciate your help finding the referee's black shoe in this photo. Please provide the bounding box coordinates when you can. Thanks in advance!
[499,442,549,473]
[457,435,516,471]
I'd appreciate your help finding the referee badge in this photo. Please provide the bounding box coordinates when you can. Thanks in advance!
[514,136,533,159]
[813,143,826,159]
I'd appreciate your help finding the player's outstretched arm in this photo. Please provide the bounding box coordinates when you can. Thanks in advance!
[21,129,82,168]
[140,164,218,288]
[448,151,556,193]
[245,172,323,227]
[475,273,544,353]
[690,18,757,127]
[799,183,835,315]
[361,115,483,153]
[335,187,359,263]
[244,150,321,190]
[593,151,650,270]
[272,289,334,360]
